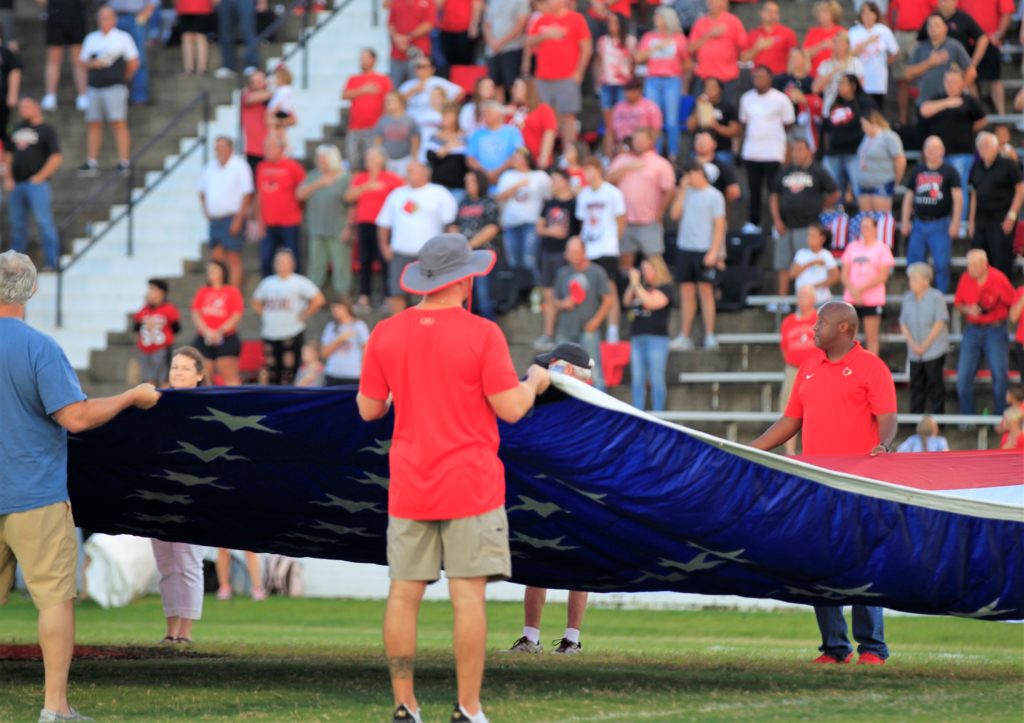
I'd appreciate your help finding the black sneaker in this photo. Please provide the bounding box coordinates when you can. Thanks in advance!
[77,161,99,176]
[116,160,131,175]
[551,637,582,655]
[392,703,422,723]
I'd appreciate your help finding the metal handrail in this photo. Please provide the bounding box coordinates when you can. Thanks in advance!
[54,91,211,327]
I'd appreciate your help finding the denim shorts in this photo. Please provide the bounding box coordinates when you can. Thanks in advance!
[599,84,626,110]
[209,216,244,252]
[857,180,895,198]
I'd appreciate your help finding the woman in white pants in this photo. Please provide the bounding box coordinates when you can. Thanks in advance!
[152,346,208,644]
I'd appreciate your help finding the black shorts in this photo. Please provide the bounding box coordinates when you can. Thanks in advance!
[539,250,567,289]
[854,304,885,318]
[46,19,86,46]
[977,44,1002,81]
[674,250,718,284]
[193,331,242,359]
[178,13,212,34]
[486,49,523,90]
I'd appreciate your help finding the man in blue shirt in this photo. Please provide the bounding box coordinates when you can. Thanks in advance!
[0,250,161,723]
[466,101,525,187]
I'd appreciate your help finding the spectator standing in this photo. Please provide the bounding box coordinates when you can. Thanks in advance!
[576,158,626,342]
[177,0,213,75]
[483,0,530,102]
[509,76,557,170]
[906,14,974,109]
[533,169,579,351]
[606,127,675,269]
[888,0,938,125]
[688,0,746,101]
[770,138,840,306]
[466,100,524,186]
[919,1,987,95]
[778,285,820,455]
[552,237,614,389]
[790,223,839,305]
[901,135,962,293]
[78,6,139,175]
[190,260,244,385]
[635,7,689,160]
[438,0,483,68]
[897,415,950,452]
[241,71,271,176]
[812,32,866,115]
[424,102,468,200]
[595,13,636,159]
[969,0,1015,115]
[855,111,905,213]
[214,0,258,78]
[609,78,663,156]
[252,248,326,386]
[321,298,370,386]
[342,48,393,171]
[669,161,726,351]
[297,144,352,298]
[106,0,156,104]
[0,250,160,723]
[821,75,875,207]
[496,147,551,285]
[773,48,821,152]
[449,169,500,319]
[374,91,420,177]
[198,136,253,290]
[5,97,63,271]
[0,32,21,149]
[41,0,89,112]
[740,0,797,76]
[751,301,896,667]
[526,0,592,145]
[376,160,458,314]
[132,279,180,386]
[387,0,436,87]
[969,132,1024,280]
[1010,288,1024,387]
[954,249,1014,415]
[841,215,894,355]
[398,56,464,129]
[266,65,297,148]
[459,76,498,135]
[687,76,742,165]
[848,2,899,109]
[899,262,949,414]
[345,147,404,310]
[671,0,707,36]
[803,0,844,76]
[739,66,795,233]
[254,136,306,277]
[625,258,673,411]
[693,131,742,203]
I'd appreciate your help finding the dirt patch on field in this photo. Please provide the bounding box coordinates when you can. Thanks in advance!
[0,644,219,661]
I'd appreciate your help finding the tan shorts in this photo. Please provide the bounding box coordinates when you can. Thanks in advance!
[892,31,918,80]
[0,501,78,610]
[780,364,799,410]
[387,506,511,582]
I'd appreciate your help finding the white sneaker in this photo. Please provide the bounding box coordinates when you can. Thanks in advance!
[242,66,258,77]
[213,67,236,79]
[669,335,694,351]
[741,222,760,234]
[605,326,619,343]
[704,333,720,350]
[75,94,89,111]
[41,94,57,111]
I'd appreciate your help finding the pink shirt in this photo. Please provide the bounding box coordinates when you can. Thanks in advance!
[638,31,689,78]
[608,151,676,224]
[597,35,637,86]
[842,239,894,308]
[610,98,663,143]
[690,12,747,82]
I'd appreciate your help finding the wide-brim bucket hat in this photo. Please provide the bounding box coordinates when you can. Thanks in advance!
[400,233,496,295]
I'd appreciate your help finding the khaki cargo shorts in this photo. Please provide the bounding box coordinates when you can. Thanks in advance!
[387,506,511,582]
[0,501,79,610]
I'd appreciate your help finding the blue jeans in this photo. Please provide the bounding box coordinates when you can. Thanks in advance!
[472,269,495,320]
[599,84,625,110]
[558,330,604,391]
[10,181,60,268]
[217,0,259,72]
[503,223,539,285]
[630,334,669,411]
[947,154,973,223]
[906,217,952,292]
[116,14,149,103]
[815,605,888,661]
[957,323,1009,415]
[644,75,681,157]
[823,154,858,208]
[260,225,301,277]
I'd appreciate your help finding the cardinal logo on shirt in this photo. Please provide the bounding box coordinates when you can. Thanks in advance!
[843,367,853,377]
[11,127,39,151]
[568,274,590,304]
[782,171,814,194]
[403,199,419,214]
[829,106,854,126]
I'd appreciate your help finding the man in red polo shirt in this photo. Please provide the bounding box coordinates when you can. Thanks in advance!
[438,0,483,67]
[740,0,797,76]
[388,0,436,88]
[526,0,592,145]
[254,136,306,278]
[342,48,393,171]
[358,233,550,723]
[751,300,897,666]
[954,249,1015,416]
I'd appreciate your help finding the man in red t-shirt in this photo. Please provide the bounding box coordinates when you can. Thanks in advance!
[688,0,747,98]
[388,0,436,88]
[954,249,1015,415]
[968,0,1015,114]
[752,301,897,666]
[1011,286,1024,387]
[739,0,797,76]
[777,285,818,455]
[438,0,483,67]
[254,136,306,278]
[133,278,180,385]
[342,48,393,171]
[358,233,550,723]
[525,0,592,145]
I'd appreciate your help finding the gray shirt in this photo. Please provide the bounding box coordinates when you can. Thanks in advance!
[106,0,158,13]
[676,185,725,252]
[554,263,610,341]
[909,38,971,105]
[304,170,350,238]
[856,129,904,189]
[374,114,419,161]
[899,287,949,362]
[484,0,530,57]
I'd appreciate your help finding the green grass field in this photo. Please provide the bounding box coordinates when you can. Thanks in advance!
[1,595,1022,722]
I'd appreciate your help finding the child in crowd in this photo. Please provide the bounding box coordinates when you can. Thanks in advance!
[789,224,839,305]
[294,343,325,387]
[998,386,1024,450]
[133,279,180,386]
[533,169,581,351]
[321,298,370,386]
[557,141,588,192]
[897,415,950,453]
[841,214,893,355]
[266,65,297,147]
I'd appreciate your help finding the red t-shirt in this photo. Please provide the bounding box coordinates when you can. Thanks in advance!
[351,171,406,224]
[588,0,631,18]
[439,0,473,32]
[804,25,842,76]
[1014,287,1024,343]
[134,302,180,353]
[518,104,558,161]
[389,0,437,61]
[745,24,798,75]
[689,12,748,82]
[780,311,817,368]
[529,11,590,81]
[191,285,245,332]
[954,267,1016,325]
[970,0,1015,35]
[785,342,897,455]
[345,73,393,131]
[256,158,306,226]
[889,0,938,32]
[359,307,521,520]
[241,91,268,158]
[177,0,213,14]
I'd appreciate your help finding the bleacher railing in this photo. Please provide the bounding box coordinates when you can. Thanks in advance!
[54,91,211,327]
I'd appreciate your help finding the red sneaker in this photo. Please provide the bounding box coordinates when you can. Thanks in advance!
[857,652,886,666]
[812,653,853,664]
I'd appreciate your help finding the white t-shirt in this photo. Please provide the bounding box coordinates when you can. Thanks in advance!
[793,247,838,305]
[459,103,483,135]
[375,183,459,255]
[322,320,370,379]
[198,155,254,218]
[253,273,321,341]
[79,28,139,71]
[848,23,898,95]
[496,169,552,227]
[398,76,463,127]
[575,182,627,260]
[739,88,795,163]
[268,84,295,115]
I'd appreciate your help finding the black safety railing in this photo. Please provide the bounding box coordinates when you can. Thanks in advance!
[54,91,211,327]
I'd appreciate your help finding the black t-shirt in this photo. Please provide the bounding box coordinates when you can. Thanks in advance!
[969,156,1024,215]
[454,196,499,247]
[917,10,984,53]
[629,283,673,337]
[923,93,985,155]
[908,162,960,220]
[772,73,814,113]
[691,99,738,152]
[823,95,876,156]
[700,157,738,197]
[773,162,838,229]
[538,197,580,254]
[10,122,61,181]
[0,47,23,108]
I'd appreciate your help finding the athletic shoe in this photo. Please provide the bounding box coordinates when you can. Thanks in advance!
[116,160,131,176]
[213,67,235,79]
[77,161,99,177]
[75,94,89,112]
[497,635,542,654]
[703,333,720,351]
[669,334,694,351]
[857,652,886,665]
[551,638,582,655]
[532,334,556,352]
[811,652,853,664]
[41,94,57,111]
[159,635,177,645]
[38,707,93,722]
[392,703,423,723]
[216,585,232,601]
[450,703,489,723]
[251,586,267,601]
[741,222,761,234]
